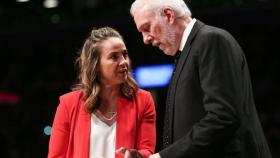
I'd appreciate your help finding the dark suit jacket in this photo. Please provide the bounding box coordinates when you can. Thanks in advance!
[159,20,272,158]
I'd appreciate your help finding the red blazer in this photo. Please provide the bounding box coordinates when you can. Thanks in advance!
[48,89,156,158]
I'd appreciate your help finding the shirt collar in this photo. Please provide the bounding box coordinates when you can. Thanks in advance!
[179,18,197,52]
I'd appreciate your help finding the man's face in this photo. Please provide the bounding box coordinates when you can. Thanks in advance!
[133,8,178,56]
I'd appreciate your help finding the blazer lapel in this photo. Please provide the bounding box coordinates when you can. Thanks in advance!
[173,20,205,82]
[115,96,136,158]
[166,20,205,141]
[77,95,91,158]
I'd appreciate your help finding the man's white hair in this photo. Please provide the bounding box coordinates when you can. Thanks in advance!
[130,0,191,18]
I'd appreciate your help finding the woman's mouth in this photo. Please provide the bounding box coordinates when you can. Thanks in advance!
[118,68,128,74]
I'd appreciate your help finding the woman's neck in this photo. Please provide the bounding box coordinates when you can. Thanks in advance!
[98,85,120,115]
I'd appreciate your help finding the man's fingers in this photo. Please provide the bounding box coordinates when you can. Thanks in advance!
[115,147,127,155]
[124,150,131,158]
[128,149,144,158]
[116,148,143,158]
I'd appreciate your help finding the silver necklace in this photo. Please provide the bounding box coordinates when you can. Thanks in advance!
[96,110,117,121]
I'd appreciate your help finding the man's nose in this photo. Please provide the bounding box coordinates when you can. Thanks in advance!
[143,34,152,45]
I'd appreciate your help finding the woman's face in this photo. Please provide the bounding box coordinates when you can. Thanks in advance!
[98,37,129,86]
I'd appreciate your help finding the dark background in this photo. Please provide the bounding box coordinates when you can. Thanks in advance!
[0,0,279,157]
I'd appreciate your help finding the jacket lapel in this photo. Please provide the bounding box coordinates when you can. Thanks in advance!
[173,20,205,82]
[77,95,91,158]
[115,96,136,158]
[167,20,205,140]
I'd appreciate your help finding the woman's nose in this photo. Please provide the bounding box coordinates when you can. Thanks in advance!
[119,56,128,66]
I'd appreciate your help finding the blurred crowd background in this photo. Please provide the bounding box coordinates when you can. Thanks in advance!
[0,0,279,157]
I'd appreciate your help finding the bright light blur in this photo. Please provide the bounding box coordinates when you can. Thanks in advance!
[16,0,29,2]
[43,0,59,8]
[134,64,174,88]
[44,126,52,136]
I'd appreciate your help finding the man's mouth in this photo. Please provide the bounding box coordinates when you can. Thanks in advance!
[152,41,160,47]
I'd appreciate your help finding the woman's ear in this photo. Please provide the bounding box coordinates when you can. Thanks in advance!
[161,7,176,24]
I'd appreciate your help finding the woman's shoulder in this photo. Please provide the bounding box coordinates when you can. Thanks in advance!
[134,89,155,112]
[135,88,151,97]
[134,89,154,103]
[59,89,86,106]
[56,90,87,113]
[60,89,83,97]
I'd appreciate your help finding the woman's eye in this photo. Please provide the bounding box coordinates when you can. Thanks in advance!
[123,52,128,59]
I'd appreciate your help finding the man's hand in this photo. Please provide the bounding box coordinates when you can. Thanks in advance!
[149,153,161,158]
[116,147,144,158]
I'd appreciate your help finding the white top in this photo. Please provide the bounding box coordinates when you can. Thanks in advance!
[179,18,197,51]
[89,113,116,158]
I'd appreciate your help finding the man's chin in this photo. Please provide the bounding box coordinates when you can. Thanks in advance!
[157,46,173,56]
[162,49,174,56]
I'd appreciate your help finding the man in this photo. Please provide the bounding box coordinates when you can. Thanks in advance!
[130,0,272,158]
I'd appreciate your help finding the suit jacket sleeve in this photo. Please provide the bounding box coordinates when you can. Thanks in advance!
[160,29,244,157]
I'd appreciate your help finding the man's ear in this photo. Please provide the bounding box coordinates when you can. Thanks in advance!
[161,7,176,24]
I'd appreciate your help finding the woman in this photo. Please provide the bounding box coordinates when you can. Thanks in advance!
[48,27,156,158]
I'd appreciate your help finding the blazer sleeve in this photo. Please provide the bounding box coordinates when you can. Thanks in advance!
[137,92,157,158]
[48,96,70,158]
[160,29,244,157]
